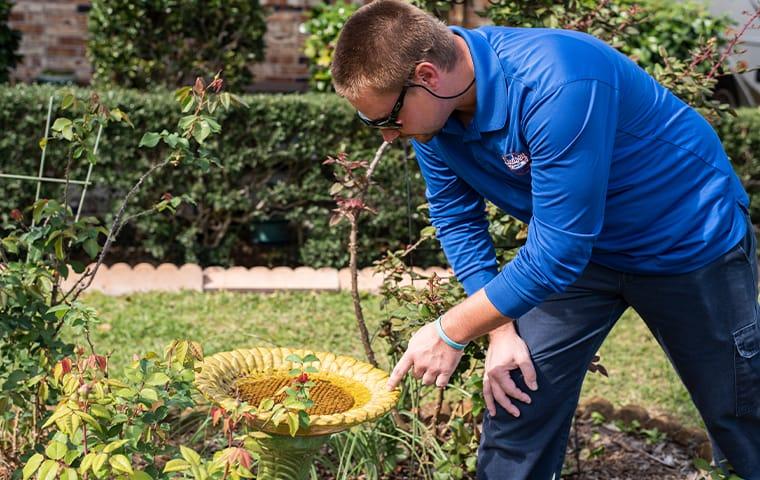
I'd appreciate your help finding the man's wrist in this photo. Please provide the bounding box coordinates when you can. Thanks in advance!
[437,314,469,350]
[488,321,516,340]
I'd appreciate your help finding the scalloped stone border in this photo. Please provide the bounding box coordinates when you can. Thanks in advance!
[59,263,452,296]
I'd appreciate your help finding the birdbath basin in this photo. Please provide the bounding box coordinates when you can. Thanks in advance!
[195,347,399,479]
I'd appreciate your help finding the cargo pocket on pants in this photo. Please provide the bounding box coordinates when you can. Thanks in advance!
[733,319,760,416]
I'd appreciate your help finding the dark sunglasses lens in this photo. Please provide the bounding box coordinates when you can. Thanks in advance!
[356,111,400,129]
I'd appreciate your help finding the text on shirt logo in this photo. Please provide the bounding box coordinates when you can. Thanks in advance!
[502,152,531,175]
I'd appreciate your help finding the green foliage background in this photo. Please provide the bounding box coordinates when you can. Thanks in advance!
[87,0,267,91]
[1,85,758,268]
[0,86,437,268]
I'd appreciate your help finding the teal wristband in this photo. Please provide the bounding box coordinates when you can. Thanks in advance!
[435,316,468,351]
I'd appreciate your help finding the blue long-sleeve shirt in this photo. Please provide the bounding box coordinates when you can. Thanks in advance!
[413,26,749,319]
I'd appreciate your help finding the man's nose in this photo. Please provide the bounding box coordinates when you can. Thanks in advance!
[381,129,400,143]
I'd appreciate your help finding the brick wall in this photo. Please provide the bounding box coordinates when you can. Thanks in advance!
[7,0,489,91]
[8,0,91,85]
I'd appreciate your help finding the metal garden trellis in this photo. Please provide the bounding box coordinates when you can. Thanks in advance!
[0,95,103,226]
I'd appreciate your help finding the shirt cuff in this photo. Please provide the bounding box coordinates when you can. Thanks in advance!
[460,266,499,296]
[483,270,536,319]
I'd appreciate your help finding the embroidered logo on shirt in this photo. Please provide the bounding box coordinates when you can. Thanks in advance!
[502,152,531,175]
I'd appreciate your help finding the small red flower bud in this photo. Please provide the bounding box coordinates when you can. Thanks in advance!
[161,192,173,201]
[209,78,224,93]
[297,373,309,383]
[10,209,22,222]
[193,77,205,95]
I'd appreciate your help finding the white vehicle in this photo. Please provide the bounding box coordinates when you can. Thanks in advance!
[708,0,760,106]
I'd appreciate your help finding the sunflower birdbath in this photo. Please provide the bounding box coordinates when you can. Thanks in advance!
[195,347,399,479]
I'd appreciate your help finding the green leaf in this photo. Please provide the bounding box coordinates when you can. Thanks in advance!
[83,238,99,259]
[22,453,44,480]
[131,471,153,480]
[91,453,108,475]
[181,94,194,112]
[78,453,95,474]
[89,404,111,419]
[286,411,299,436]
[52,118,72,132]
[38,459,59,480]
[178,115,196,131]
[180,446,201,467]
[62,124,74,141]
[103,439,129,454]
[284,354,302,363]
[42,405,72,428]
[39,137,48,150]
[139,132,161,148]
[163,459,190,473]
[192,121,211,144]
[258,398,274,411]
[45,440,68,460]
[139,388,159,402]
[61,93,75,110]
[55,236,65,261]
[61,468,78,480]
[301,354,318,363]
[145,372,171,386]
[109,454,134,474]
[221,93,231,110]
[47,303,71,319]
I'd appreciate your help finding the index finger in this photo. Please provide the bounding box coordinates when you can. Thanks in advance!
[387,353,413,390]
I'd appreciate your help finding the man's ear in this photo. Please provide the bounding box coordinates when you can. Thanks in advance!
[414,62,441,90]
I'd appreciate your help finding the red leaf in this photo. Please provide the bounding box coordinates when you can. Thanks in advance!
[211,407,224,426]
[238,448,252,470]
[60,358,72,374]
[95,355,107,372]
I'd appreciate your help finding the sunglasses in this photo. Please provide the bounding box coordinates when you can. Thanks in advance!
[355,73,477,130]
[356,83,411,130]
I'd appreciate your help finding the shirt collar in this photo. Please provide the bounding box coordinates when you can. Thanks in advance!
[441,26,508,139]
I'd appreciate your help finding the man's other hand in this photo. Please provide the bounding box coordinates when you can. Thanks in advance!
[483,323,538,417]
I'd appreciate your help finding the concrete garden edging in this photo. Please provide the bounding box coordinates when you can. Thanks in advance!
[60,263,453,295]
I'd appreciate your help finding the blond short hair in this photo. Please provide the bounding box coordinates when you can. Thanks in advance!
[331,0,458,99]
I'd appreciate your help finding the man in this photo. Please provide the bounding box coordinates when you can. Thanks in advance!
[330,1,760,478]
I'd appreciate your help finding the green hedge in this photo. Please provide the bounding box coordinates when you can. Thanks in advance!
[0,85,436,268]
[88,0,267,91]
[1,85,758,268]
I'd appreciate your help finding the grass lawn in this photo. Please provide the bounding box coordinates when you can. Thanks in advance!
[73,290,700,428]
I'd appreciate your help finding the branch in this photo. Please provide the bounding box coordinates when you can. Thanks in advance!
[707,8,760,81]
[63,159,172,303]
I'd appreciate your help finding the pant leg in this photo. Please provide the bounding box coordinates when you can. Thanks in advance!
[478,262,629,480]
[622,219,760,479]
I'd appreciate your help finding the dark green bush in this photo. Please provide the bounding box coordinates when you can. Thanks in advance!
[0,85,436,268]
[88,0,267,91]
[2,85,757,268]
[0,0,21,83]
[483,0,731,70]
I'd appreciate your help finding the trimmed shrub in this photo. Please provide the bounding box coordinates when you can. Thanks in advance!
[88,0,267,91]
[2,86,758,268]
[0,85,436,268]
